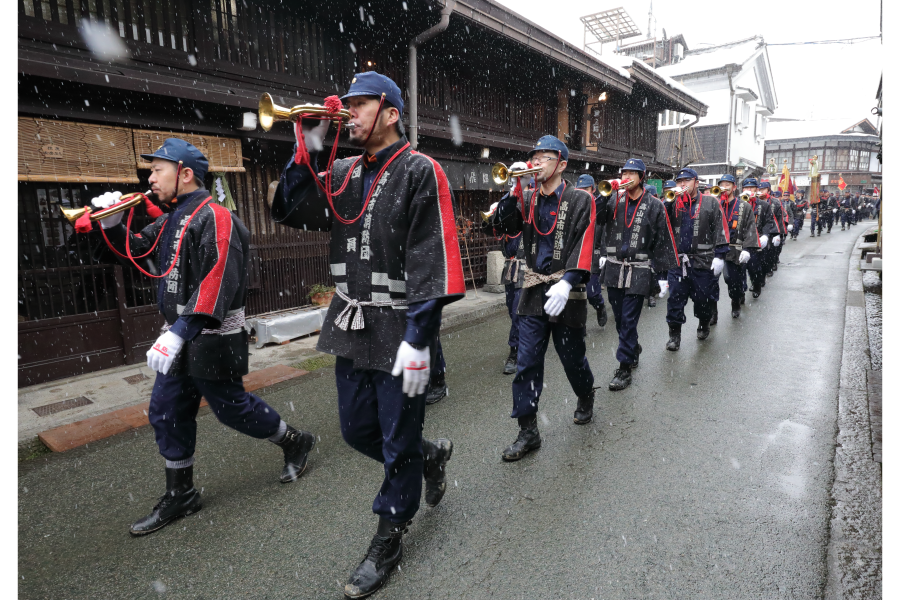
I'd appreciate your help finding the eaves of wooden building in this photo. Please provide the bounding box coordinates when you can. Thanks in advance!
[17,0,706,386]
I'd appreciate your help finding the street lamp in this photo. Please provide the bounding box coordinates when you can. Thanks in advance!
[735,160,748,179]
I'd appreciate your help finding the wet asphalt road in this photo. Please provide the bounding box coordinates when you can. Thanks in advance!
[19,225,867,599]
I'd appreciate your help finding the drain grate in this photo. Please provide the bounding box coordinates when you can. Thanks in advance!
[123,373,149,385]
[32,396,93,417]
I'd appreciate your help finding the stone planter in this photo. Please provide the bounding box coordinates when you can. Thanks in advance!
[310,291,334,306]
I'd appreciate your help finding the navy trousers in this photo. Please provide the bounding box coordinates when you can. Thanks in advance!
[430,336,446,382]
[747,247,767,290]
[335,357,425,523]
[823,212,833,231]
[666,267,718,325]
[810,211,823,234]
[793,216,804,236]
[723,260,747,301]
[149,373,282,463]
[587,272,606,310]
[505,284,521,348]
[606,287,644,365]
[511,314,593,418]
[841,211,852,227]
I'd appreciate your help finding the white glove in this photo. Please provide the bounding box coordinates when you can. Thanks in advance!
[300,118,330,152]
[543,279,572,317]
[788,224,794,231]
[833,208,838,213]
[739,250,751,264]
[657,280,669,298]
[391,341,431,398]
[773,235,781,247]
[509,161,529,190]
[759,235,769,250]
[90,191,124,228]
[597,256,607,270]
[146,330,185,375]
[852,209,856,215]
[711,257,724,276]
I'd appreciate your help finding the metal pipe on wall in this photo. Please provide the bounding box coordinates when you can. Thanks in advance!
[408,0,456,150]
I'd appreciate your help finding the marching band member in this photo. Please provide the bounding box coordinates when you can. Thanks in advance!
[594,158,678,390]
[488,136,596,461]
[757,182,785,276]
[498,162,531,375]
[271,72,462,598]
[85,139,316,536]
[840,191,853,230]
[822,191,835,233]
[577,174,608,328]
[740,177,776,299]
[717,175,760,318]
[791,192,808,240]
[662,168,728,351]
[810,194,825,237]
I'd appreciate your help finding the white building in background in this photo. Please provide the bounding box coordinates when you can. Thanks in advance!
[655,36,778,183]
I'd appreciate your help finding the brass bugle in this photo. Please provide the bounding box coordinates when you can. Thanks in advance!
[664,186,687,201]
[597,179,634,197]
[740,193,752,202]
[60,192,147,226]
[258,92,352,132]
[709,185,722,196]
[491,163,542,186]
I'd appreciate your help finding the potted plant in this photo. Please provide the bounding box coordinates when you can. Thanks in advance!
[309,283,335,306]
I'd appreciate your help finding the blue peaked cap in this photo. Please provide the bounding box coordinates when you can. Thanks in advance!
[676,168,698,180]
[529,135,568,161]
[718,174,737,184]
[576,174,595,188]
[621,158,646,173]
[140,138,209,181]
[663,180,677,189]
[742,177,760,188]
[340,72,404,115]
[758,181,772,190]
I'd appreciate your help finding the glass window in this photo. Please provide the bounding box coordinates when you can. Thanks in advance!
[835,147,850,171]
[823,149,836,170]
[849,149,859,170]
[793,148,809,171]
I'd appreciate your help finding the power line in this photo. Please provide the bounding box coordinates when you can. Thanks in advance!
[768,35,880,46]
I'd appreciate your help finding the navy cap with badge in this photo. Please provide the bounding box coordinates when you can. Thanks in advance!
[140,138,209,181]
[529,135,569,161]
[576,174,595,189]
[718,174,736,184]
[741,177,759,188]
[621,157,646,173]
[340,71,404,114]
[772,190,782,197]
[663,180,677,190]
[675,168,698,181]
[758,181,771,190]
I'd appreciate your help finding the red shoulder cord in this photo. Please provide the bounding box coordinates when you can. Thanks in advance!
[527,180,566,236]
[100,195,212,279]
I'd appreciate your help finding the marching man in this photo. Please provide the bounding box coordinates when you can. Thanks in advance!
[594,158,678,390]
[717,174,760,318]
[740,177,776,299]
[272,72,462,598]
[84,139,316,536]
[662,168,728,351]
[488,136,595,461]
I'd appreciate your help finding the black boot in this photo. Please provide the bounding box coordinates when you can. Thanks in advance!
[501,416,541,461]
[731,299,741,319]
[344,518,408,598]
[274,425,316,483]
[709,306,718,326]
[573,390,595,425]
[425,378,448,405]
[609,363,633,391]
[596,305,608,327]
[751,287,761,299]
[647,295,657,308]
[666,324,681,351]
[422,438,453,507]
[697,321,711,340]
[130,466,202,536]
[502,347,518,375]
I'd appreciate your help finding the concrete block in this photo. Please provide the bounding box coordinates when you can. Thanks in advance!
[484,251,506,293]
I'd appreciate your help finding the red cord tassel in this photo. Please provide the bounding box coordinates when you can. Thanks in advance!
[323,95,343,113]
[293,121,310,166]
[144,196,164,219]
[74,212,94,234]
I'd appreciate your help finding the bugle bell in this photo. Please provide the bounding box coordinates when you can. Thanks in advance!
[709,185,722,196]
[597,179,633,197]
[60,192,148,227]
[740,192,752,202]
[258,92,353,132]
[491,162,542,186]
[480,201,500,223]
[664,186,686,201]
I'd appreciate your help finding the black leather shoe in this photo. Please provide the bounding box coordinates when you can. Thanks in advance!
[731,299,741,319]
[274,425,316,483]
[573,390,595,425]
[647,296,657,308]
[666,325,681,351]
[425,380,448,405]
[751,287,761,299]
[773,263,778,272]
[810,232,815,237]
[344,518,408,598]
[609,364,633,391]
[130,466,202,536]
[423,438,453,507]
[697,321,711,340]
[502,416,541,461]
[502,347,518,375]
[596,305,608,327]
[710,307,718,326]
[766,271,774,278]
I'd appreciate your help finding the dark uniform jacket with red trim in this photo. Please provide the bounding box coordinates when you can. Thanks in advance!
[490,183,595,329]
[663,191,729,270]
[271,136,466,373]
[750,198,778,238]
[762,194,788,236]
[719,195,761,264]
[593,190,678,297]
[104,189,251,380]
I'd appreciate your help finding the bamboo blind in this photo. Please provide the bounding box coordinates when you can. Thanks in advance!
[18,118,140,183]
[133,130,245,173]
